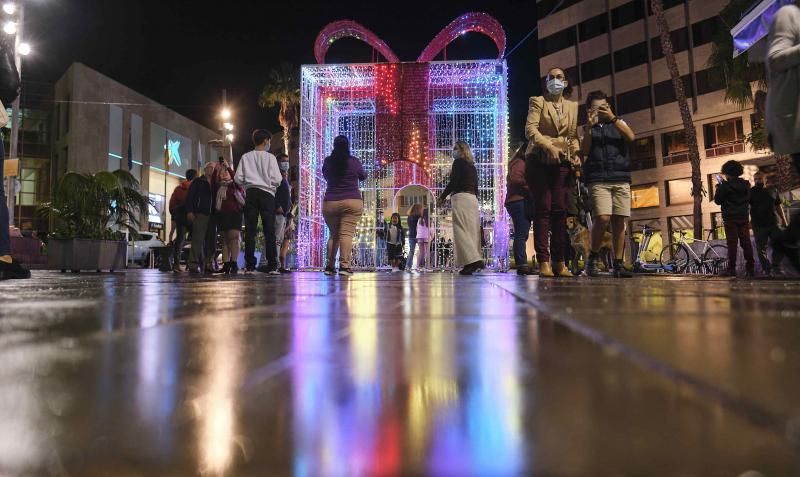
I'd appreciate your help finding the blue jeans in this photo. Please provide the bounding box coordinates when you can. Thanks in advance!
[505,199,530,268]
[406,238,417,268]
[0,138,10,256]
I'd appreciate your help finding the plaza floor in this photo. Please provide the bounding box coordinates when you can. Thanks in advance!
[0,270,799,476]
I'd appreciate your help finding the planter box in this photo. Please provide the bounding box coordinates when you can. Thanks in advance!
[48,239,127,272]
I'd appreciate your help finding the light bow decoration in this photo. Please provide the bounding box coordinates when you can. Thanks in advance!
[298,13,509,271]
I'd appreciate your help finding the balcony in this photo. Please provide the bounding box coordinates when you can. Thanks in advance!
[705,141,745,158]
[630,156,657,171]
[663,151,690,166]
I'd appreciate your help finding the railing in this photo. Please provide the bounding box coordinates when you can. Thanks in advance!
[630,156,657,171]
[705,141,745,158]
[663,151,690,166]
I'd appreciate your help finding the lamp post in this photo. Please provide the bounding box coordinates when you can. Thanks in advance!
[219,89,233,164]
[3,1,29,228]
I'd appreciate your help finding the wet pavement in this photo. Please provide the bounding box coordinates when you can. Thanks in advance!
[1,270,799,476]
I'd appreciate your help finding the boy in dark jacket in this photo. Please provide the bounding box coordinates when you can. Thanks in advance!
[713,160,755,277]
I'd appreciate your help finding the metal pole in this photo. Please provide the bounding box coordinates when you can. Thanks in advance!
[6,4,23,228]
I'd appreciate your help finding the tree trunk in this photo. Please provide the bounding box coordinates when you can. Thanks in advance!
[651,0,704,240]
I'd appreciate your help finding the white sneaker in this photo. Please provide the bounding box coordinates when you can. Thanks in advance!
[391,267,400,273]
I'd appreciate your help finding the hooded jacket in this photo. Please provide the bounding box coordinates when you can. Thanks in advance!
[714,177,751,220]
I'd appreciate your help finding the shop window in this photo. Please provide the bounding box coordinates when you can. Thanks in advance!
[629,136,657,170]
[703,118,745,158]
[579,13,608,41]
[614,42,648,73]
[711,212,726,240]
[662,130,690,165]
[666,177,693,206]
[668,214,694,243]
[581,54,612,82]
[632,183,659,208]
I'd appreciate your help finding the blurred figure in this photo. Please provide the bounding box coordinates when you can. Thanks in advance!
[168,168,197,272]
[505,142,534,275]
[415,209,432,271]
[186,163,216,273]
[274,154,293,273]
[386,213,405,272]
[213,166,245,274]
[750,171,788,276]
[406,203,423,271]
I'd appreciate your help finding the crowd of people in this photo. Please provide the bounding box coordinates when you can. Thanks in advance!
[1,3,799,281]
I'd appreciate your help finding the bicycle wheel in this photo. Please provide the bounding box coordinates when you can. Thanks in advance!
[702,244,729,275]
[659,243,690,273]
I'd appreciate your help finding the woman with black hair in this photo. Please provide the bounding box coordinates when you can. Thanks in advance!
[322,135,366,276]
[524,66,580,277]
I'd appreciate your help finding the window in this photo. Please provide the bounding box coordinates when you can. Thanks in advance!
[581,54,611,82]
[692,17,719,47]
[579,13,608,41]
[666,177,693,206]
[64,95,70,133]
[630,218,663,263]
[611,0,645,29]
[668,214,694,243]
[662,130,690,165]
[703,118,745,157]
[17,168,37,206]
[651,28,690,60]
[647,0,685,16]
[537,0,583,20]
[616,85,652,115]
[696,67,726,95]
[653,74,693,106]
[539,27,576,57]
[614,42,648,73]
[629,136,657,170]
[632,183,659,208]
[711,212,726,240]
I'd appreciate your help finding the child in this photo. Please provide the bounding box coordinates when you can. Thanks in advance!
[713,160,755,277]
[416,209,432,271]
[386,213,405,272]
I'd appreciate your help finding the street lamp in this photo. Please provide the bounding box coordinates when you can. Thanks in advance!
[223,122,233,131]
[220,108,231,120]
[226,133,234,142]
[3,20,15,34]
[18,41,29,55]
[2,3,15,15]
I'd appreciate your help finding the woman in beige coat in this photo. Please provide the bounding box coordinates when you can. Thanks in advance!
[524,66,581,277]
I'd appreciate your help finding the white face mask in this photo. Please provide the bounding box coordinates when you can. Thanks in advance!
[546,78,566,96]
[279,162,290,172]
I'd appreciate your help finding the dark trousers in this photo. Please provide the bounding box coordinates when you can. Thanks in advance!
[786,153,800,244]
[172,219,189,266]
[753,224,784,272]
[244,188,277,269]
[724,217,755,274]
[505,199,531,268]
[189,213,210,268]
[0,138,9,256]
[528,163,570,263]
[205,215,218,268]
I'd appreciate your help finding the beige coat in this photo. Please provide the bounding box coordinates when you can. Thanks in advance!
[766,5,800,155]
[524,95,580,163]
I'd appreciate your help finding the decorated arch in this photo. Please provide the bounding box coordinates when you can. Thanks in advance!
[298,13,509,270]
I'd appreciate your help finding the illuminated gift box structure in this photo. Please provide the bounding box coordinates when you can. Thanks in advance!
[298,13,509,270]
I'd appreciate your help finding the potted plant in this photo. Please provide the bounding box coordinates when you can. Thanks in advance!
[39,169,151,272]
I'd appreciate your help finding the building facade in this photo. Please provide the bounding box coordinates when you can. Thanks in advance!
[53,63,221,241]
[535,0,777,256]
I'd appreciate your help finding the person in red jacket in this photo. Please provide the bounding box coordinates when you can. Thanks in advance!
[168,169,197,272]
[214,166,245,274]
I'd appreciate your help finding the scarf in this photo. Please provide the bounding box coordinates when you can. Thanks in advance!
[215,180,245,212]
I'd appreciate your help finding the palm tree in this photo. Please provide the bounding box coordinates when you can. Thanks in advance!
[651,0,704,240]
[258,62,300,155]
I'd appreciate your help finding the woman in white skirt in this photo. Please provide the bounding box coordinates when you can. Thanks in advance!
[438,141,484,275]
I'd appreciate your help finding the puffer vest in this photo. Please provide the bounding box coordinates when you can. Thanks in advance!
[583,122,630,184]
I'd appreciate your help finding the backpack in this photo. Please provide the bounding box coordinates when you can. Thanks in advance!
[169,182,190,215]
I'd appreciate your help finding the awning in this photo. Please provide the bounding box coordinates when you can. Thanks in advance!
[731,0,794,60]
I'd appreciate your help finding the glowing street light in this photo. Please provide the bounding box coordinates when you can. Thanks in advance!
[223,122,233,131]
[3,20,16,35]
[226,133,234,142]
[220,108,231,120]
[18,42,29,56]
[2,3,15,15]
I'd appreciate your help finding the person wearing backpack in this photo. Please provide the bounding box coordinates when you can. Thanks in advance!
[168,168,197,272]
[415,209,432,271]
[235,129,283,274]
[0,38,28,280]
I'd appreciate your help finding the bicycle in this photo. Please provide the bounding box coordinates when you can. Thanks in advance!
[659,229,729,275]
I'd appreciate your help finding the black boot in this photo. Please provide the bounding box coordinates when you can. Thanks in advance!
[228,261,238,275]
[612,259,633,278]
[0,258,31,280]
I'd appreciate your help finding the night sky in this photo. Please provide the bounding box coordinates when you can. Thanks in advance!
[24,0,540,155]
